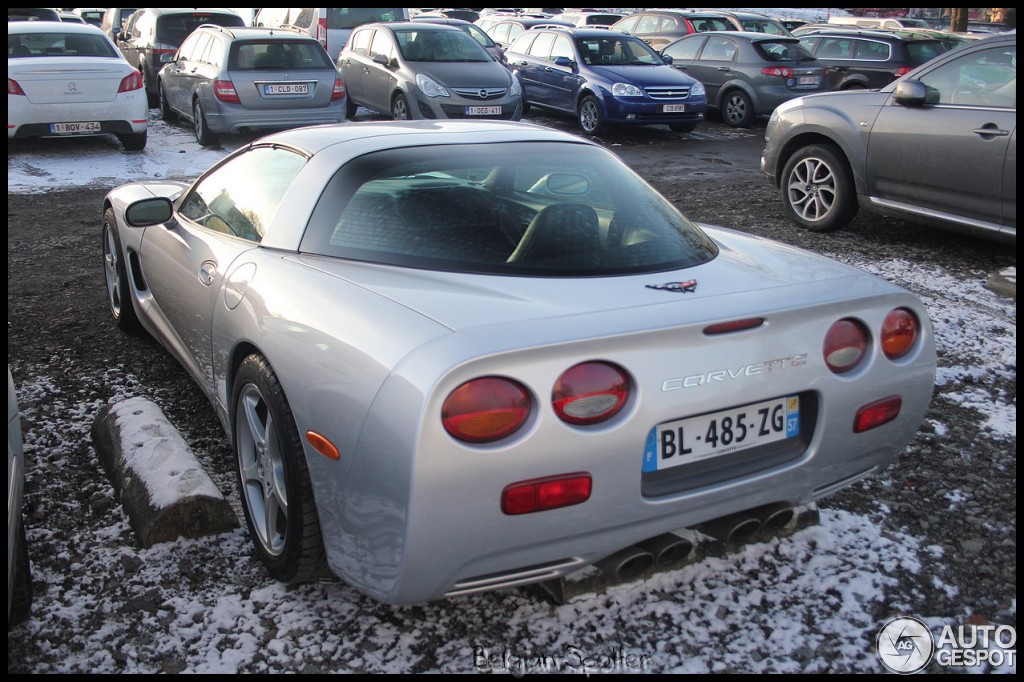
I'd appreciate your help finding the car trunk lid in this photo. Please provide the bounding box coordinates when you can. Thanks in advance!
[9,59,128,104]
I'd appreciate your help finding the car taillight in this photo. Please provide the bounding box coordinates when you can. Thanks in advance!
[854,396,902,433]
[317,17,328,48]
[331,77,346,101]
[881,308,920,360]
[761,66,794,78]
[213,79,240,103]
[118,70,144,93]
[894,66,912,77]
[823,319,869,373]
[552,361,630,425]
[8,78,26,96]
[501,473,592,515]
[442,377,531,443]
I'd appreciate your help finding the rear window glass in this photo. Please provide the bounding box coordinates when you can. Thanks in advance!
[231,40,334,69]
[8,32,119,58]
[301,142,718,276]
[906,40,948,66]
[156,13,244,46]
[327,8,405,29]
[755,40,815,62]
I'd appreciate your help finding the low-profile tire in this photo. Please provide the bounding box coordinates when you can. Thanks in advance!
[780,144,858,233]
[102,208,143,334]
[9,516,32,627]
[193,98,219,147]
[233,354,328,584]
[117,130,147,152]
[721,89,754,128]
[669,122,697,133]
[391,92,411,120]
[345,96,358,119]
[159,82,176,121]
[577,95,606,136]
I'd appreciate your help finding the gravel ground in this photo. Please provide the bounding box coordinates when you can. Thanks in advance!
[6,113,1016,673]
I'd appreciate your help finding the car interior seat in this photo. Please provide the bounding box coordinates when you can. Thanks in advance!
[507,202,602,263]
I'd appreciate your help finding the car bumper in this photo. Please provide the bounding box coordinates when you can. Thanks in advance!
[8,95,148,139]
[203,101,347,134]
[603,96,708,126]
[413,94,523,121]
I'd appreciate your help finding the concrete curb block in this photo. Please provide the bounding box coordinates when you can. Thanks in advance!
[92,397,238,547]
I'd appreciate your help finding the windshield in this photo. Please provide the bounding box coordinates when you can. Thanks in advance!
[575,36,663,66]
[396,29,490,62]
[301,142,718,276]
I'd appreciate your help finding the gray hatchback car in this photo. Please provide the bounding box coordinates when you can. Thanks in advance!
[338,22,523,121]
[158,25,347,146]
[662,32,828,127]
[761,33,1015,245]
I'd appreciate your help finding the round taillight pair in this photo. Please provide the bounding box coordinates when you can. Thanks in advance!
[824,309,920,374]
[441,362,631,444]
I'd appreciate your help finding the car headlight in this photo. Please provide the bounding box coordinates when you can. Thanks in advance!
[509,77,521,97]
[690,80,706,97]
[416,73,449,98]
[611,82,644,97]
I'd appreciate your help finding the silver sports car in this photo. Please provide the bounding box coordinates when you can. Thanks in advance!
[101,120,936,605]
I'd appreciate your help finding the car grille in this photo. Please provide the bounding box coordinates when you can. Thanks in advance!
[645,85,691,99]
[451,87,508,100]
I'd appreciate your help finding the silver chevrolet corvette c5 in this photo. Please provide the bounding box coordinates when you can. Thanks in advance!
[101,120,936,605]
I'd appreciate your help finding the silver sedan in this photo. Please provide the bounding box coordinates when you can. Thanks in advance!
[101,120,935,605]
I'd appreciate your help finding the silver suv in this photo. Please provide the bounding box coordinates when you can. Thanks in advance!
[158,25,347,146]
[761,33,1015,245]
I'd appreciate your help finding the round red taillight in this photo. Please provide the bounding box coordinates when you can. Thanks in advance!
[552,361,630,425]
[442,377,531,444]
[881,308,919,360]
[823,319,869,373]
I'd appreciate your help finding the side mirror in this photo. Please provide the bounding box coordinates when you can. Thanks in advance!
[662,54,673,65]
[125,197,173,227]
[372,53,388,65]
[893,79,927,107]
[553,56,574,68]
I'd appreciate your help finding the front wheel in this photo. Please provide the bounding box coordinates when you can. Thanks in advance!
[780,144,858,232]
[391,92,411,120]
[102,208,142,334]
[577,95,606,136]
[159,82,176,121]
[233,354,328,584]
[721,89,754,128]
[193,98,219,147]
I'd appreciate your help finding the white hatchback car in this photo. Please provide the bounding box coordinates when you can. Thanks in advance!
[8,21,149,151]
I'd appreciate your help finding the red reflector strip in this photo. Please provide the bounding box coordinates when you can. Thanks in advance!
[703,317,765,335]
[853,396,902,433]
[501,473,592,515]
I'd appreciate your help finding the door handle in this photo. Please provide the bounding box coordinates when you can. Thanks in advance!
[717,66,730,72]
[973,125,1009,138]
[198,261,217,287]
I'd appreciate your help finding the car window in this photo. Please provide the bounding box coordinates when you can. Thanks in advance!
[662,36,702,61]
[189,32,213,64]
[526,31,555,59]
[232,40,334,69]
[303,142,718,276]
[741,19,787,35]
[8,31,119,58]
[635,15,661,34]
[176,31,202,61]
[700,37,737,62]
[919,45,1017,108]
[507,31,534,54]
[614,15,639,33]
[179,147,307,243]
[816,37,853,59]
[550,34,574,61]
[854,40,890,62]
[463,23,495,48]
[905,40,948,67]
[491,23,510,43]
[756,40,815,62]
[349,28,373,56]
[156,13,244,46]
[327,8,405,29]
[369,29,395,62]
[204,36,224,68]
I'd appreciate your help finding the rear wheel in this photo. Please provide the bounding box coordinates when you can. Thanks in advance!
[102,208,142,334]
[233,354,328,583]
[117,130,147,152]
[159,81,176,121]
[345,96,358,119]
[193,98,219,147]
[577,95,606,136]
[391,92,411,120]
[721,89,753,128]
[780,144,858,232]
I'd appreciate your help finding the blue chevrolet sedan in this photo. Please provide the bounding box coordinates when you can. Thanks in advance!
[505,27,707,135]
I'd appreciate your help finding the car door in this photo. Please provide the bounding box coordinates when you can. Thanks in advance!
[663,35,706,85]
[691,35,738,104]
[338,27,375,103]
[162,30,203,114]
[865,43,1016,232]
[362,28,398,113]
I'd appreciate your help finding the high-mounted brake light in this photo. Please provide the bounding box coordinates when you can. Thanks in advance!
[704,317,765,335]
[824,319,869,373]
[552,361,630,426]
[442,377,531,443]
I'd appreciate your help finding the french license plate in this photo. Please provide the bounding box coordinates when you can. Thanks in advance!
[798,76,819,86]
[642,395,800,473]
[466,105,502,115]
[662,104,687,113]
[264,83,308,95]
[50,121,101,134]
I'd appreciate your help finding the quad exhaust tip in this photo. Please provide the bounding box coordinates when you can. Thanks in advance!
[639,533,693,566]
[748,502,795,535]
[697,512,762,546]
[595,545,655,581]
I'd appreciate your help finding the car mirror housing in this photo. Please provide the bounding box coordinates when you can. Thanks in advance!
[372,53,388,65]
[125,197,174,227]
[893,80,927,107]
[553,56,574,68]
[662,54,673,65]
